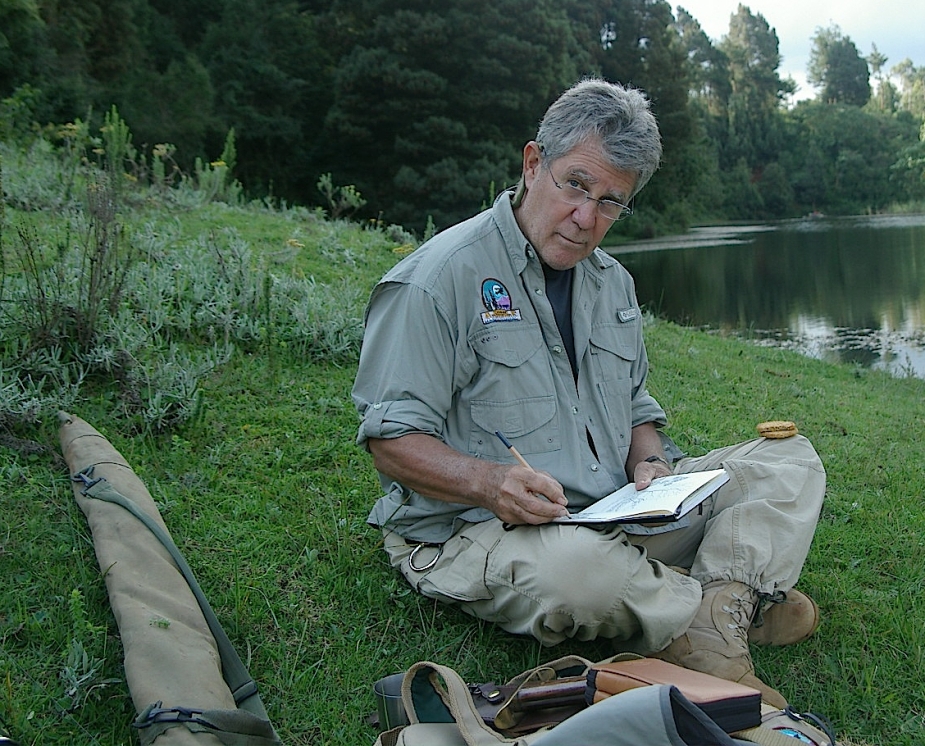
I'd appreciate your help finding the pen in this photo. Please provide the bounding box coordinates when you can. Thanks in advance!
[495,431,534,471]
[495,431,566,528]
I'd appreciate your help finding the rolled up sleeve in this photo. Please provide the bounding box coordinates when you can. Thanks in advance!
[352,281,456,449]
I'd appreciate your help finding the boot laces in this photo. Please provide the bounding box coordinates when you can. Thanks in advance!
[721,591,754,642]
[752,589,787,629]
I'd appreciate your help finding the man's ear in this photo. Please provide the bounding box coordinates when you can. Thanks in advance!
[522,141,542,190]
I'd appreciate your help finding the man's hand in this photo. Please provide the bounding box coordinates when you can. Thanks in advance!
[488,464,569,525]
[627,422,674,490]
[632,458,673,490]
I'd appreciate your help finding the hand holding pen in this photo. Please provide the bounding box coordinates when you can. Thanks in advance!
[494,431,568,524]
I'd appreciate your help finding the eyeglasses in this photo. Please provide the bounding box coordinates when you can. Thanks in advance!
[546,168,633,222]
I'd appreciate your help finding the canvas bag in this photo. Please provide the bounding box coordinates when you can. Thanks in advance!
[372,658,838,746]
[59,412,281,746]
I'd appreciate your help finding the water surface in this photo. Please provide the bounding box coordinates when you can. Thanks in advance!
[613,214,925,378]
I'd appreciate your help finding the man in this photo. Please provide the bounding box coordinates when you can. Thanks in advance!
[352,78,825,707]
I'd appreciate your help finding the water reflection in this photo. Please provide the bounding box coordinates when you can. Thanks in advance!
[612,214,925,379]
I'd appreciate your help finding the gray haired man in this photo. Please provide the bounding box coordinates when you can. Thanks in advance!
[353,78,824,708]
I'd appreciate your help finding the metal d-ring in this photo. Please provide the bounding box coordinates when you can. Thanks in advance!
[408,543,442,572]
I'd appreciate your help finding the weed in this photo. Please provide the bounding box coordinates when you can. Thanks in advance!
[0,122,396,438]
[59,639,120,714]
[317,172,367,220]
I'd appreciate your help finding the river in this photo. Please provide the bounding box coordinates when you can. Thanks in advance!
[612,213,925,379]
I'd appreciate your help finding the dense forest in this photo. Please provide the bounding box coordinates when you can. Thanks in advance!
[2,0,924,236]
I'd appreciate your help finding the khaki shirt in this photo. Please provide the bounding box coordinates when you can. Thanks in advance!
[352,192,667,542]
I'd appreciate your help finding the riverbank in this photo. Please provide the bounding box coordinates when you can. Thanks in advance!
[3,196,923,745]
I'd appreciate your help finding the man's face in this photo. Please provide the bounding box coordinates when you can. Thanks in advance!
[514,140,637,271]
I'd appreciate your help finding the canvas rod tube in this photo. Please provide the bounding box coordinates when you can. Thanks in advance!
[59,411,234,745]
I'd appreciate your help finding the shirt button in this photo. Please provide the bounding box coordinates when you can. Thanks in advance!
[534,288,544,296]
[373,403,382,409]
[552,345,562,354]
[571,406,579,415]
[590,464,600,472]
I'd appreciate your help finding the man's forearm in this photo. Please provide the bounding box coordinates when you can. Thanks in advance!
[367,433,568,524]
[626,422,672,488]
[368,433,500,507]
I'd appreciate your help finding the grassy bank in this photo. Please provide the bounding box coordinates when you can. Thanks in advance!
[2,144,925,745]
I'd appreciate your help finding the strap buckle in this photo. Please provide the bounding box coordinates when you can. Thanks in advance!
[133,702,205,729]
[71,466,104,494]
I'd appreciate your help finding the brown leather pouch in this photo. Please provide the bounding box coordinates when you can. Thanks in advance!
[589,657,762,733]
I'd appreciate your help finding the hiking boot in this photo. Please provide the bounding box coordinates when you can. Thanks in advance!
[654,580,788,709]
[748,588,820,647]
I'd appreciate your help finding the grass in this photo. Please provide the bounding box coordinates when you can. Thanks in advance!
[2,137,925,746]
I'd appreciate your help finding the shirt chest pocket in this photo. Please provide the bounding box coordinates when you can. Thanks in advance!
[467,324,559,455]
[589,323,638,432]
[589,322,638,383]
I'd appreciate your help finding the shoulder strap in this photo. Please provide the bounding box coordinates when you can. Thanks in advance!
[403,662,520,746]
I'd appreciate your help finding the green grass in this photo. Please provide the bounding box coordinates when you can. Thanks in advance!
[3,145,925,746]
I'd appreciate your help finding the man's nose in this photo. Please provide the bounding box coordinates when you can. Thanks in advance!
[572,199,598,229]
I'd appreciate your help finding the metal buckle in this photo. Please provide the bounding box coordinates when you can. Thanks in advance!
[408,543,442,572]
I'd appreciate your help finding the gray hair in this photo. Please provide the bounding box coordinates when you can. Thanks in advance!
[535,77,662,197]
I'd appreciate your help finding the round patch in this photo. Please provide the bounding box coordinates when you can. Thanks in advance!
[481,278,512,311]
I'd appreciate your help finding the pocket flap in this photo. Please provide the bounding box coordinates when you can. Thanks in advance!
[470,324,543,367]
[470,395,556,439]
[590,322,638,361]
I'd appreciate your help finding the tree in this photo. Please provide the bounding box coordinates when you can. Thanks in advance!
[673,7,730,115]
[892,59,925,118]
[718,5,789,169]
[562,0,704,234]
[783,101,919,213]
[0,0,47,96]
[117,53,217,160]
[890,121,925,203]
[323,0,582,232]
[866,44,897,113]
[198,0,333,201]
[808,25,870,106]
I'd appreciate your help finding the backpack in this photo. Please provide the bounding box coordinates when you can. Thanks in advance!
[372,657,839,746]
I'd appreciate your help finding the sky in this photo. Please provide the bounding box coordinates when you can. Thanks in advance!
[674,0,925,101]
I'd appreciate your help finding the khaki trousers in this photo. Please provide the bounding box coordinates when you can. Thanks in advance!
[383,435,825,652]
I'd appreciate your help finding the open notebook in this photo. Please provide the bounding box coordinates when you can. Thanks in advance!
[554,469,729,524]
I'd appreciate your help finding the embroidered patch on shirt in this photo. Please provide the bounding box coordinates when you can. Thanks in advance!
[618,308,638,323]
[480,278,522,324]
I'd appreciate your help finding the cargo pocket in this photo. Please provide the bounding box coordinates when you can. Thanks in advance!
[412,531,495,603]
